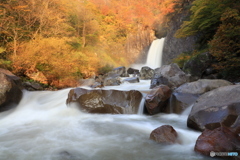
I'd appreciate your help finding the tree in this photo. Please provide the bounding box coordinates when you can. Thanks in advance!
[209,8,240,79]
[175,0,236,46]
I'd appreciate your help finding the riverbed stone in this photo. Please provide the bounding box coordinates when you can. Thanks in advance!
[140,66,154,80]
[112,66,127,77]
[166,79,233,114]
[122,77,139,83]
[194,126,240,159]
[150,125,178,144]
[145,85,172,115]
[127,68,140,75]
[150,63,190,89]
[175,79,232,95]
[0,68,23,112]
[187,85,240,133]
[66,88,143,114]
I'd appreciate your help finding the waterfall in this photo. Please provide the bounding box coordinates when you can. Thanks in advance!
[131,38,165,70]
[145,38,165,69]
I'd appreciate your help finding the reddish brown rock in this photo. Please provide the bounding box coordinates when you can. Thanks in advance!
[145,85,172,115]
[150,125,178,144]
[194,126,240,159]
[66,88,143,114]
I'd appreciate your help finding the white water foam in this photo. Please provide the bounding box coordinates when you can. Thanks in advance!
[0,81,212,160]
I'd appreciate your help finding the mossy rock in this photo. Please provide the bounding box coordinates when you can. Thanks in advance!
[183,52,212,78]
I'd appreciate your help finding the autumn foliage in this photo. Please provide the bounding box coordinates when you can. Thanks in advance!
[0,0,185,88]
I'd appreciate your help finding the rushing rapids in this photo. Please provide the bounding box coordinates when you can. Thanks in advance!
[0,80,213,160]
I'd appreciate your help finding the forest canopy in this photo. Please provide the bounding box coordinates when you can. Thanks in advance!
[175,0,240,80]
[0,0,183,87]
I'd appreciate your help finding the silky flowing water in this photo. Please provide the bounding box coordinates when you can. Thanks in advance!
[0,80,213,160]
[131,38,165,70]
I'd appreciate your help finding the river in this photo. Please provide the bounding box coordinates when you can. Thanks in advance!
[0,80,214,160]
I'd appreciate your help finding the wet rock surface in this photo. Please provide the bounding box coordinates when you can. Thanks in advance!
[0,69,23,112]
[67,88,143,114]
[194,126,240,159]
[150,125,178,144]
[150,63,190,89]
[145,85,172,115]
[187,85,240,132]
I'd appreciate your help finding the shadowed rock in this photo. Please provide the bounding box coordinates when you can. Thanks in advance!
[166,79,232,114]
[187,85,240,133]
[0,68,23,112]
[127,68,140,75]
[145,85,172,115]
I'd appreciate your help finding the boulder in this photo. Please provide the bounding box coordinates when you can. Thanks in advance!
[0,69,23,112]
[166,79,233,114]
[165,92,198,114]
[150,125,178,144]
[127,68,140,75]
[66,88,143,114]
[22,81,44,91]
[194,126,240,159]
[122,77,139,83]
[112,66,126,77]
[150,63,190,89]
[140,66,154,80]
[187,85,240,133]
[145,85,172,115]
[103,76,121,86]
[175,79,232,95]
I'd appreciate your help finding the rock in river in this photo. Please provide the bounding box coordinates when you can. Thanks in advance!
[66,88,143,114]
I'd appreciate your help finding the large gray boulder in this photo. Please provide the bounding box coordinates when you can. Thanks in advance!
[187,85,240,133]
[150,63,190,89]
[167,79,233,114]
[66,88,143,114]
[0,68,23,112]
[175,79,232,95]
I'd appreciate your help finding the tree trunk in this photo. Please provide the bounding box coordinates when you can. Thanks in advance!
[82,21,86,48]
[13,29,18,59]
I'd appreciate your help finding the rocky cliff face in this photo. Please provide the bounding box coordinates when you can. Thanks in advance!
[162,5,199,65]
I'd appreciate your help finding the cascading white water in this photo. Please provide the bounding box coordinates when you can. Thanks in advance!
[0,81,213,160]
[131,38,165,70]
[145,38,165,69]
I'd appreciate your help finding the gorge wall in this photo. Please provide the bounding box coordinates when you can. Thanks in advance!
[161,4,199,65]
